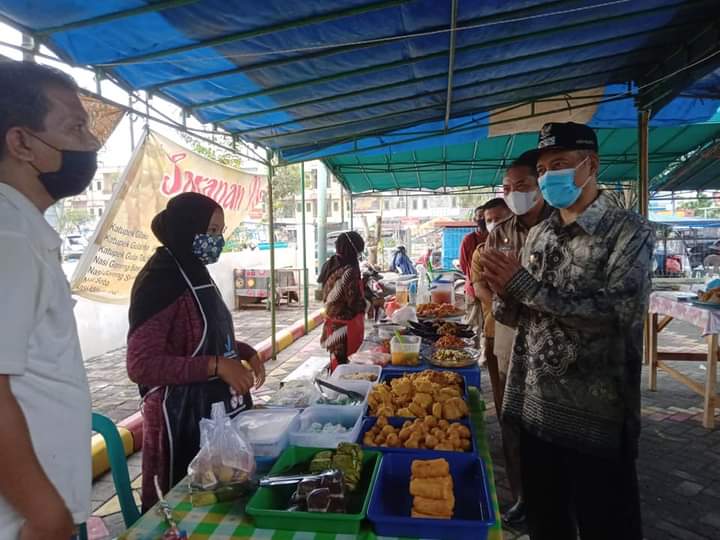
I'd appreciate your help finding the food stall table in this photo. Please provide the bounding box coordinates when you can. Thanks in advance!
[647,292,719,428]
[118,389,502,540]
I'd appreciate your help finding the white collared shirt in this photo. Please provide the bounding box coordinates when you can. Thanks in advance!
[0,183,91,536]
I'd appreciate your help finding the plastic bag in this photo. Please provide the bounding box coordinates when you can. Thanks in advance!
[391,305,418,324]
[188,402,256,491]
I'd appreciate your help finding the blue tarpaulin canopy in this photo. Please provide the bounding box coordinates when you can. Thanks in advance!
[1,0,719,191]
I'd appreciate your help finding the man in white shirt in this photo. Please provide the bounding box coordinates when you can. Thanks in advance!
[0,61,100,539]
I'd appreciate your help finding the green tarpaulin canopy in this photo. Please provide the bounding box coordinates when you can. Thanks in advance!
[325,124,720,194]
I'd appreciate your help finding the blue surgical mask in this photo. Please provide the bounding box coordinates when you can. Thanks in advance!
[539,157,591,209]
[192,233,225,265]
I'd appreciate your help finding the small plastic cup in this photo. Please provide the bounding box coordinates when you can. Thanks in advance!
[390,335,421,366]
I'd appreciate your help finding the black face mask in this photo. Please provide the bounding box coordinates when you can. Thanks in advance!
[27,132,98,201]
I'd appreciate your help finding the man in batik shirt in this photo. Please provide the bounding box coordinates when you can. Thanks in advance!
[479,122,654,540]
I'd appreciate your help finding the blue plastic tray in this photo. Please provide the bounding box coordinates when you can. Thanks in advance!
[382,358,481,389]
[367,452,495,540]
[358,417,478,457]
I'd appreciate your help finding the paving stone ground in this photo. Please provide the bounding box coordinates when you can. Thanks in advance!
[89,318,720,539]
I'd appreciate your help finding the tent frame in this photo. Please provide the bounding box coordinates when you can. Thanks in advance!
[3,0,720,361]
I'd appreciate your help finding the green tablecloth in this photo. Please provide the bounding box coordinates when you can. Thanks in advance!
[119,388,502,540]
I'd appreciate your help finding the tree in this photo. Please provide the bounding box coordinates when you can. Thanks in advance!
[57,207,92,235]
[271,163,302,210]
[677,194,720,218]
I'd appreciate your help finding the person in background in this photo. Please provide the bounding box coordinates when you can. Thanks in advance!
[318,231,367,371]
[390,245,416,275]
[0,61,99,539]
[459,206,488,340]
[127,193,264,511]
[416,246,433,266]
[480,122,654,540]
[470,198,511,396]
[475,152,553,526]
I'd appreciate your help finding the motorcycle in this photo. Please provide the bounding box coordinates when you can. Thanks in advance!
[361,261,394,321]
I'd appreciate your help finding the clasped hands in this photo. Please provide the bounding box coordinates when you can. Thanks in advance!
[477,248,522,295]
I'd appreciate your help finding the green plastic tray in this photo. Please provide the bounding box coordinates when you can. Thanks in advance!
[246,446,382,534]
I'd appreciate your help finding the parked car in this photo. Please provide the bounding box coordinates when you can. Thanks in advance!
[61,234,88,261]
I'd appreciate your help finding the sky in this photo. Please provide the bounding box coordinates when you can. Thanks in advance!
[0,23,267,173]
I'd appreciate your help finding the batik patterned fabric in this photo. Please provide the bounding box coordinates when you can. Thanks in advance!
[320,264,366,356]
[192,233,225,264]
[494,192,655,457]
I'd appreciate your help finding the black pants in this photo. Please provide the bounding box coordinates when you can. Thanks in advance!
[520,429,642,540]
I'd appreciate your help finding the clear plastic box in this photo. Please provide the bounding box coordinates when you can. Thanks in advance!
[390,335,422,366]
[331,363,382,383]
[288,405,363,448]
[315,379,372,412]
[232,408,300,459]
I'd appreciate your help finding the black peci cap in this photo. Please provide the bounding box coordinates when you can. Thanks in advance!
[525,122,599,162]
[538,121,598,152]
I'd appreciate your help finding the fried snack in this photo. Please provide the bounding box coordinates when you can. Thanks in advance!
[413,392,433,409]
[411,509,451,520]
[698,287,720,304]
[411,458,450,479]
[368,370,466,419]
[413,494,455,517]
[365,417,471,451]
[409,476,453,500]
[410,458,454,520]
[416,303,460,318]
[386,433,400,447]
[437,322,458,336]
[443,397,469,421]
[434,335,467,349]
[376,405,395,417]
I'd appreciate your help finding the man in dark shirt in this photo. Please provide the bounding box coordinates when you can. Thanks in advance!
[479,122,654,540]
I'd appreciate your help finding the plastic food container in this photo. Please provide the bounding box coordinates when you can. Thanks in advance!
[233,408,300,459]
[358,417,477,456]
[288,405,364,448]
[331,363,382,383]
[377,324,407,341]
[430,279,454,305]
[367,451,495,540]
[315,379,372,411]
[390,335,421,366]
[265,380,321,409]
[395,281,410,306]
[246,446,382,534]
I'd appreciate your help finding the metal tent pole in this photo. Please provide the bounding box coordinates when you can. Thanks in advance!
[638,109,651,368]
[349,194,354,230]
[267,150,277,360]
[317,164,328,267]
[638,109,650,217]
[301,161,309,333]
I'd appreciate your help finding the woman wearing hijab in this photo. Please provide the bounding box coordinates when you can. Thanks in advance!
[318,231,366,371]
[126,193,265,511]
[389,245,417,275]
